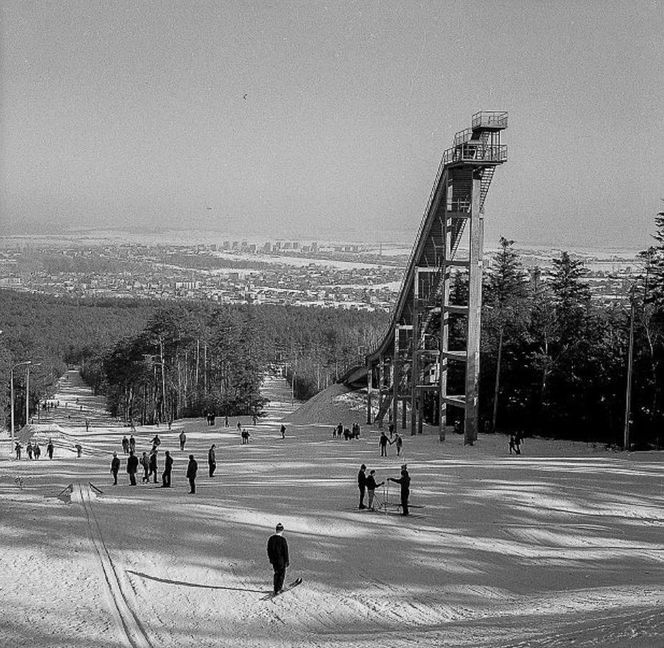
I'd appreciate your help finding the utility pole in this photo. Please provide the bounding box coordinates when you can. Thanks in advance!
[10,361,31,448]
[623,287,636,450]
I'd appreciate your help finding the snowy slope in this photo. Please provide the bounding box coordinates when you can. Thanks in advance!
[1,372,663,647]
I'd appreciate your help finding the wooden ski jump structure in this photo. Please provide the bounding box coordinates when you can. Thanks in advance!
[344,111,508,444]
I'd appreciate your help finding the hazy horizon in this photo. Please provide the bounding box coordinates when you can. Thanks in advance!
[2,1,663,248]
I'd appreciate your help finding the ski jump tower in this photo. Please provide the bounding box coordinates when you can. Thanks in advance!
[365,111,507,444]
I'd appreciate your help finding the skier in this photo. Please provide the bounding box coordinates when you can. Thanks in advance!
[47,439,54,459]
[366,470,384,511]
[357,464,367,509]
[149,449,158,483]
[388,465,411,516]
[280,424,286,439]
[186,454,198,494]
[267,522,289,596]
[162,450,173,487]
[121,436,129,454]
[208,444,216,477]
[179,430,186,451]
[395,433,403,456]
[127,450,138,486]
[110,452,120,485]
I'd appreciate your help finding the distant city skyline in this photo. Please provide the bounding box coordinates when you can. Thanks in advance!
[1,1,663,248]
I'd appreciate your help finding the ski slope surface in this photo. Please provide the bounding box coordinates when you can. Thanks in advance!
[0,371,663,647]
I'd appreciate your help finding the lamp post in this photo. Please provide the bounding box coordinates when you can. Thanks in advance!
[25,363,41,428]
[10,361,31,449]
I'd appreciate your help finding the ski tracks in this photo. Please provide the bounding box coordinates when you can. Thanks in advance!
[79,483,156,648]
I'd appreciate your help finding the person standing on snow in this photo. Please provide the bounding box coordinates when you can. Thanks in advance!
[47,439,54,459]
[179,430,186,451]
[148,449,158,483]
[162,450,173,487]
[140,451,150,483]
[110,452,120,485]
[357,464,367,509]
[186,454,198,493]
[127,450,138,486]
[15,442,22,460]
[366,470,384,511]
[379,431,391,457]
[208,444,216,477]
[388,465,411,516]
[394,433,403,456]
[267,522,290,595]
[121,436,129,454]
[129,435,136,452]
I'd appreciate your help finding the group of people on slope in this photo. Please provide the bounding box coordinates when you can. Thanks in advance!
[110,434,217,494]
[14,438,55,460]
[357,463,411,515]
[332,422,361,440]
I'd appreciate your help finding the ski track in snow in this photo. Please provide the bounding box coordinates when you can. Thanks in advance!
[1,370,664,647]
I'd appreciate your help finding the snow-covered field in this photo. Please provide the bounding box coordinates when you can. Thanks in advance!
[1,371,663,648]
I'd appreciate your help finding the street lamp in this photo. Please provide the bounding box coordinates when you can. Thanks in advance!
[25,363,42,429]
[10,361,31,449]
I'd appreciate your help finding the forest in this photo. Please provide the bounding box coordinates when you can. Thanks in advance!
[1,209,663,447]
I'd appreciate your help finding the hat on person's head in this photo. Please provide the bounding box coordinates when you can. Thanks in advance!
[401,464,407,470]
[275,523,284,532]
[370,470,375,474]
[360,464,366,469]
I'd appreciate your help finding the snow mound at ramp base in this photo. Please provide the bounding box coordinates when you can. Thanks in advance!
[284,382,367,426]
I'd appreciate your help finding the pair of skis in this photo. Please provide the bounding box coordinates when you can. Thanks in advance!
[263,577,303,600]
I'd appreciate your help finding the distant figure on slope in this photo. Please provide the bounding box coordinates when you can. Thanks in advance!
[121,436,129,454]
[509,433,517,455]
[186,454,198,494]
[151,434,161,450]
[241,429,250,444]
[33,443,41,459]
[110,452,120,485]
[514,430,523,455]
[388,465,411,516]
[225,415,229,427]
[14,442,22,460]
[127,450,138,486]
[179,430,186,451]
[336,423,343,439]
[47,439,54,459]
[149,449,158,483]
[140,452,150,483]
[208,444,216,477]
[129,435,136,452]
[85,419,90,432]
[237,421,242,433]
[280,424,286,439]
[26,441,33,460]
[394,433,403,456]
[379,431,392,457]
[162,450,173,487]
[267,523,289,596]
[366,470,384,511]
[332,426,336,438]
[357,464,367,509]
[75,443,83,458]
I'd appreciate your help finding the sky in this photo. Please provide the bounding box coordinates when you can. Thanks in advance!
[1,0,662,248]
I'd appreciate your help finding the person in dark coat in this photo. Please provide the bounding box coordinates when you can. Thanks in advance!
[366,469,384,511]
[267,522,289,595]
[379,431,391,456]
[127,450,138,486]
[357,464,367,509]
[162,450,173,487]
[110,452,120,485]
[15,442,22,460]
[149,449,158,483]
[129,435,136,452]
[186,454,198,493]
[208,444,216,477]
[179,430,186,451]
[388,465,411,516]
[121,436,129,454]
[47,439,54,459]
[26,441,33,460]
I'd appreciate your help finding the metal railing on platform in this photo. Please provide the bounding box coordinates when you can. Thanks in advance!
[471,111,508,129]
[442,144,507,166]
